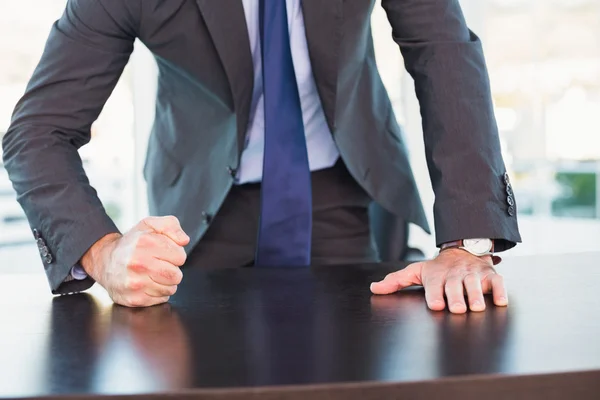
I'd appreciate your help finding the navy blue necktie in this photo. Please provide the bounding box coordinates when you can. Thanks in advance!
[255,0,312,266]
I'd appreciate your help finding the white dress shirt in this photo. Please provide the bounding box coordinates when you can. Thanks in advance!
[237,0,339,183]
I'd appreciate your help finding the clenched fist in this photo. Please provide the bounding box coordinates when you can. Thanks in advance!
[80,216,190,307]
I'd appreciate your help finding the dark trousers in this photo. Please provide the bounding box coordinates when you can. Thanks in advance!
[186,160,380,268]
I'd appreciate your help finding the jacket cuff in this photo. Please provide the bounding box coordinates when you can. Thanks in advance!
[35,211,120,295]
[433,201,521,254]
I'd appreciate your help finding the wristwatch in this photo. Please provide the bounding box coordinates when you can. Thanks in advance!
[440,238,494,257]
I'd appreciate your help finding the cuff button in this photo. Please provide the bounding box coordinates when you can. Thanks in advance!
[201,211,213,225]
[227,166,238,178]
[508,205,516,217]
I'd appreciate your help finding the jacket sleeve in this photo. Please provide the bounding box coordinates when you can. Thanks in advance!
[2,0,139,293]
[381,0,521,251]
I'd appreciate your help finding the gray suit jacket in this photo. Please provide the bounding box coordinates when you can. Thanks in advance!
[2,0,521,294]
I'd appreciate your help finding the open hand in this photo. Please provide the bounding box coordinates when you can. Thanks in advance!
[370,249,507,314]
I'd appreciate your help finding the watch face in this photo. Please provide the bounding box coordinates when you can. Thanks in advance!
[463,238,493,255]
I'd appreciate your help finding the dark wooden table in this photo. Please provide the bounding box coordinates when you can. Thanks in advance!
[1,252,600,399]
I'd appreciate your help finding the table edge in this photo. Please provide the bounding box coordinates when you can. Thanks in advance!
[14,368,600,400]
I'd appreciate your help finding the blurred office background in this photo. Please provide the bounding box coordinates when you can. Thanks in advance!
[1,0,599,270]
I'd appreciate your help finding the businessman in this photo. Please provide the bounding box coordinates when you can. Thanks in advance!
[3,0,521,313]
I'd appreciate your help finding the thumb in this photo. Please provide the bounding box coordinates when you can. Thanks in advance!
[370,264,422,295]
[140,216,190,246]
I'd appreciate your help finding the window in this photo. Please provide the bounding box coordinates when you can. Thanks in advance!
[480,0,600,255]
[379,0,600,256]
[1,1,597,274]
[0,0,136,271]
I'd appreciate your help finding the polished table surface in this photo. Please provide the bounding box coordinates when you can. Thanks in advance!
[1,252,600,399]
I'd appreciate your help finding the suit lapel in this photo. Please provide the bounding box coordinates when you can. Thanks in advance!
[195,0,254,153]
[301,0,343,133]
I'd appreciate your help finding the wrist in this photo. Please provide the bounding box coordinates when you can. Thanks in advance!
[80,233,121,279]
[438,247,496,266]
[440,238,494,257]
[440,246,489,257]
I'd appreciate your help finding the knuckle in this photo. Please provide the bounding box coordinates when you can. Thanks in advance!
[384,272,396,280]
[158,267,177,282]
[156,233,180,253]
[461,265,476,274]
[127,257,147,273]
[167,285,178,296]
[155,287,172,298]
[154,234,170,250]
[141,216,156,227]
[444,278,461,289]
[136,232,155,248]
[425,277,442,287]
[174,249,187,266]
[125,296,147,308]
[423,270,441,283]
[173,269,184,284]
[445,275,461,284]
[464,273,480,284]
[125,279,144,292]
[164,215,180,226]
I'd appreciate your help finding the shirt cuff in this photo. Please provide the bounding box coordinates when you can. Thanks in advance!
[70,265,88,281]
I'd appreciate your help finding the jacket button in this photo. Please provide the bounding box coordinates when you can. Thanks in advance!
[44,254,54,264]
[503,172,511,185]
[33,229,41,240]
[227,166,237,178]
[508,205,516,217]
[506,184,514,197]
[40,246,49,257]
[202,212,213,225]
[507,196,515,207]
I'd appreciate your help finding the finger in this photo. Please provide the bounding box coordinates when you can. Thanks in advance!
[148,258,184,286]
[140,216,190,246]
[122,274,178,297]
[144,280,178,298]
[489,274,508,307]
[481,273,492,294]
[424,277,446,311]
[370,264,422,295]
[463,273,485,312]
[146,233,187,266]
[146,297,171,307]
[118,295,171,308]
[445,276,467,314]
